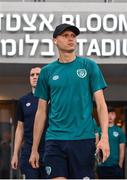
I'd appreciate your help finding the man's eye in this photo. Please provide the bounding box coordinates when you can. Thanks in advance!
[72,34,76,38]
[30,73,34,76]
[30,73,39,76]
[62,34,68,38]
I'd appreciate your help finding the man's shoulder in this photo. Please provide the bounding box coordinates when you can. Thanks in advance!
[112,125,125,134]
[19,92,33,102]
[42,60,58,70]
[77,56,97,66]
[113,125,121,130]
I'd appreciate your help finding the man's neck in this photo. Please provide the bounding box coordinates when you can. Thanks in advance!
[58,52,76,63]
[32,87,35,94]
[109,123,114,127]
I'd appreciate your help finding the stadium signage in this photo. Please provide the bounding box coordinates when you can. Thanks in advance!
[0,13,127,57]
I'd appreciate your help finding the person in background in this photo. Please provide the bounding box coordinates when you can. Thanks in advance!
[29,23,110,179]
[97,107,126,179]
[11,67,47,179]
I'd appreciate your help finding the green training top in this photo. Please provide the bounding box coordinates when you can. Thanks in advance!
[98,125,126,166]
[35,56,107,140]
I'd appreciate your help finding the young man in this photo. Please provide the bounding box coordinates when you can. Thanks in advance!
[29,23,110,179]
[11,67,46,179]
[97,107,126,179]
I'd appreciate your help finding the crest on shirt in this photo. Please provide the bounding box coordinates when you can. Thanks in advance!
[113,131,119,137]
[26,102,31,107]
[77,69,87,78]
[45,166,52,175]
[52,75,59,80]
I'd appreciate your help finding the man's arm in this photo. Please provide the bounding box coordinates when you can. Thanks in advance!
[11,121,24,169]
[94,89,110,162]
[29,98,48,168]
[95,133,100,145]
[119,143,125,168]
[93,118,100,145]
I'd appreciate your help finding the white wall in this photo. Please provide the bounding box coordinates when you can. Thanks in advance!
[46,0,104,2]
[0,0,127,2]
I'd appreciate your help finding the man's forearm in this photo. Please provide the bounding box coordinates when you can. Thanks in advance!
[32,110,46,152]
[119,143,125,167]
[13,126,23,155]
[94,90,110,161]
[97,103,108,137]
[94,90,109,137]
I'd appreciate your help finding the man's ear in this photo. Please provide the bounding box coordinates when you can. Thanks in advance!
[53,38,57,45]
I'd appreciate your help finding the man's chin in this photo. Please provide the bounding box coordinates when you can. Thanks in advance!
[67,49,75,53]
[32,84,36,88]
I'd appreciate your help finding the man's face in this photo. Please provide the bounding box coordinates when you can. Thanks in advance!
[54,30,77,53]
[108,111,116,124]
[30,67,41,88]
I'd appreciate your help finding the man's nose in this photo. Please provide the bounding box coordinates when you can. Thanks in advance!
[68,36,74,40]
[33,74,38,78]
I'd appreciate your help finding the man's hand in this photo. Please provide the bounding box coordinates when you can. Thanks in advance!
[11,154,18,169]
[29,150,40,168]
[96,135,110,163]
[119,162,123,168]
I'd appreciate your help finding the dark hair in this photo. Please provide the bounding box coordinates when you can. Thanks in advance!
[108,107,115,112]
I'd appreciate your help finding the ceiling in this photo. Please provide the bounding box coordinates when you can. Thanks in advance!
[0,63,127,84]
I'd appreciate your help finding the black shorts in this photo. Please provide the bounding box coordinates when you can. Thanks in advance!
[20,146,46,179]
[44,139,96,179]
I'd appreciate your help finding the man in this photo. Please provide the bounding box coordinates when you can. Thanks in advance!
[97,107,126,179]
[11,67,46,179]
[29,23,110,179]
